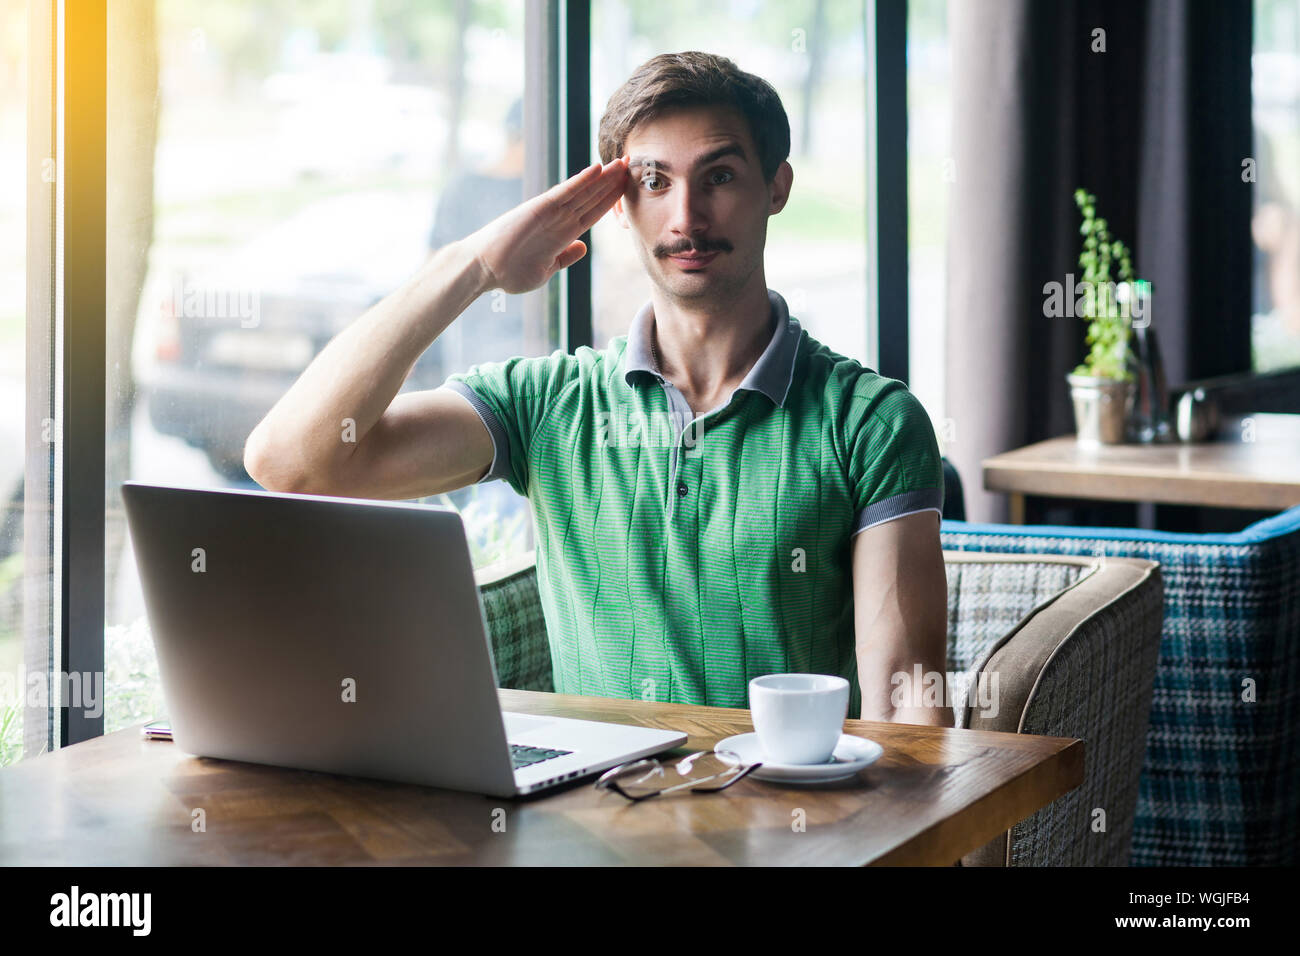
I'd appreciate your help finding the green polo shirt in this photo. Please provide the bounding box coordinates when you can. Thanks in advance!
[442,289,944,715]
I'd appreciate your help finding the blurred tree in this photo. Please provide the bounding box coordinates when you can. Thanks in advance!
[445,0,472,171]
[798,0,827,156]
[612,0,862,158]
[106,0,158,620]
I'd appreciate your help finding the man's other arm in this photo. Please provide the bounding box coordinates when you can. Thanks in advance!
[852,510,954,726]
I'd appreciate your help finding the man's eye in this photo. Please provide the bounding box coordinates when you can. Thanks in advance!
[639,169,734,192]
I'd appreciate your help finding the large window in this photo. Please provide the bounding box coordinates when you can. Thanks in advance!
[589,0,870,365]
[0,0,29,766]
[2,0,55,767]
[104,1,535,734]
[905,0,949,441]
[1252,0,1300,372]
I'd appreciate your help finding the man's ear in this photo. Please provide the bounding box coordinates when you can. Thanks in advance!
[768,160,794,216]
[613,194,629,228]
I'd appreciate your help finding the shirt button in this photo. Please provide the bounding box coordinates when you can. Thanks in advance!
[676,481,688,498]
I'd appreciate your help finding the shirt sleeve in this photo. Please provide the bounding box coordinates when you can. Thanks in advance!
[440,350,579,498]
[842,376,945,536]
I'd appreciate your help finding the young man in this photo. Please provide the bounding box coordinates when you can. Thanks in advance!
[245,52,952,726]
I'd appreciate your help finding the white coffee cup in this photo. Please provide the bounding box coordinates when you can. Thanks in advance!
[748,673,850,765]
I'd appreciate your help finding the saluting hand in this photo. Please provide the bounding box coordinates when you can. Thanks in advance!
[464,156,630,295]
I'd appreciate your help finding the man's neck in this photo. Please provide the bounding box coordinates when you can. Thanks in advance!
[649,283,775,413]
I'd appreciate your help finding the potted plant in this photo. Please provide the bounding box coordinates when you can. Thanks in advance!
[1067,188,1139,445]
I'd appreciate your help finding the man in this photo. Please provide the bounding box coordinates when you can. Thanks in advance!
[245,51,952,726]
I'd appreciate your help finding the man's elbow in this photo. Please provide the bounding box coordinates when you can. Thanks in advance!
[243,427,316,495]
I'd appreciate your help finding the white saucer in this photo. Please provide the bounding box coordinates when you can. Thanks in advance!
[715,732,883,783]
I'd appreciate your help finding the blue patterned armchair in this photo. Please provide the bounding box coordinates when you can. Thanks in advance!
[940,505,1300,866]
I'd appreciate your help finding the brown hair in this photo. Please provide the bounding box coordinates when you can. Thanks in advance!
[597,51,791,183]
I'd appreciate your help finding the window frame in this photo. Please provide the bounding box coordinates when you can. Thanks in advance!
[57,0,107,747]
[45,0,900,746]
[871,0,909,383]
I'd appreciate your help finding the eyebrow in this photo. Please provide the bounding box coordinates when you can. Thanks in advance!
[628,142,748,174]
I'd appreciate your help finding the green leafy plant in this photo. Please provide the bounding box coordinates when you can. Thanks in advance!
[1073,188,1137,381]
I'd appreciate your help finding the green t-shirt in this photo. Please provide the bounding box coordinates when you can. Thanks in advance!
[443,289,944,714]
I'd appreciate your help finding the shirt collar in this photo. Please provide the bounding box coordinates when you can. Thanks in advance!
[621,288,802,408]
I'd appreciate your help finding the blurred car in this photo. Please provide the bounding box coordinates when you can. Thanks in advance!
[134,191,439,482]
[141,274,448,482]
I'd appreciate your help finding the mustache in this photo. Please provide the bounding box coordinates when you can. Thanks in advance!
[657,240,731,257]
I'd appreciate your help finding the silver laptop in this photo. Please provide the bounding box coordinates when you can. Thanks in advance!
[121,481,686,797]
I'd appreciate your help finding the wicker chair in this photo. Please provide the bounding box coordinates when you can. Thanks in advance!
[476,549,1164,866]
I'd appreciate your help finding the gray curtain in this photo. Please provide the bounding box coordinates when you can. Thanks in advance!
[945,0,1252,523]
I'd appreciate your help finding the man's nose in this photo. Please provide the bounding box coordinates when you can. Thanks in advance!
[666,179,712,240]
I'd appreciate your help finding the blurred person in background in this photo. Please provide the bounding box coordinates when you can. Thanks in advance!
[427,97,526,374]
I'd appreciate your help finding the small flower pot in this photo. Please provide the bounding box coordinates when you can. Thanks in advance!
[1068,372,1135,445]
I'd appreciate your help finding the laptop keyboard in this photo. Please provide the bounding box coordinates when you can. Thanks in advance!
[510,743,573,769]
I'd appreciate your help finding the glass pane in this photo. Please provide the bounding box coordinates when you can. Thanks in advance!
[0,0,25,765]
[1252,0,1300,372]
[906,0,950,443]
[590,0,868,363]
[105,2,533,734]
[2,0,54,766]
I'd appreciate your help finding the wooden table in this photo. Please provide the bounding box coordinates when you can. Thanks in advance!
[983,431,1300,523]
[0,689,1083,866]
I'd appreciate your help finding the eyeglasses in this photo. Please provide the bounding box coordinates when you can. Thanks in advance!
[593,748,761,802]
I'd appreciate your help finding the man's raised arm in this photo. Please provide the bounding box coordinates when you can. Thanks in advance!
[243,156,631,500]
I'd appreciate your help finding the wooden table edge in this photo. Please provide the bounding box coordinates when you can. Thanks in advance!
[2,693,1090,868]
[868,738,1086,866]
[499,689,1089,867]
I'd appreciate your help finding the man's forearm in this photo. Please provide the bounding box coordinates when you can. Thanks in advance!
[857,645,955,727]
[245,239,490,492]
[866,698,956,727]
